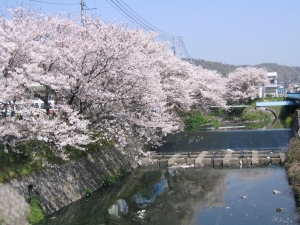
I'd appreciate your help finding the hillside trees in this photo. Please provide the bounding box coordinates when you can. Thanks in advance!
[0,7,245,159]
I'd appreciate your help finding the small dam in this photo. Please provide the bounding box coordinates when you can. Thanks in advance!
[144,129,291,168]
[140,149,286,167]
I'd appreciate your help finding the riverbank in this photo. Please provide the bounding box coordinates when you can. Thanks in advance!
[0,146,135,225]
[284,136,300,214]
[284,109,300,214]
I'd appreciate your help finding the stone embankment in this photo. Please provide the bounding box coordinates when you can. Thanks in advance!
[0,146,133,225]
[140,150,286,167]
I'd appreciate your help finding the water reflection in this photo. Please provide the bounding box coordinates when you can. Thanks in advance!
[108,199,128,219]
[133,178,168,207]
[41,166,299,225]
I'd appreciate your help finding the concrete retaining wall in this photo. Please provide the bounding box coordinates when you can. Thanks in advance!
[0,146,132,225]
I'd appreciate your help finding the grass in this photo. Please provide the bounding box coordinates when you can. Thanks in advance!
[241,108,272,129]
[182,110,220,131]
[238,97,292,129]
[101,167,128,188]
[181,97,293,131]
[286,137,300,164]
[0,138,115,183]
[27,196,44,224]
[285,136,300,211]
[0,144,43,183]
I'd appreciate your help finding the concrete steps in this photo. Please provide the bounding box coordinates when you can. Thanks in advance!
[140,150,286,167]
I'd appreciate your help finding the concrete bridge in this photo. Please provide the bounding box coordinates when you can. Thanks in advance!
[256,93,300,107]
[140,150,286,168]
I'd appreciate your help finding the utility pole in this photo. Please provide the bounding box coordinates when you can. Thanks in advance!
[172,37,176,56]
[81,0,85,26]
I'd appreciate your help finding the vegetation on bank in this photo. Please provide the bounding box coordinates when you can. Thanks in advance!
[27,196,44,224]
[182,97,292,131]
[0,139,114,183]
[285,136,300,212]
[101,167,128,189]
[182,110,220,131]
[239,97,288,129]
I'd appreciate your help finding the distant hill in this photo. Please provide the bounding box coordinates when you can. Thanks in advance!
[189,59,300,83]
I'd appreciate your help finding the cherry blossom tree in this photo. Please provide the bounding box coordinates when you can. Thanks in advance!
[0,8,92,156]
[190,67,227,110]
[0,7,231,159]
[224,67,268,104]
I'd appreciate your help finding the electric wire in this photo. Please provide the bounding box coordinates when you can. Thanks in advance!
[28,0,191,58]
[29,0,79,5]
[108,0,171,41]
[106,0,191,58]
[117,0,177,40]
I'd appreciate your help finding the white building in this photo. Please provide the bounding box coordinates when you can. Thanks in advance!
[262,72,279,97]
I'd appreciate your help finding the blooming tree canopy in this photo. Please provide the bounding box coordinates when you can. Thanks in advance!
[0,7,237,158]
[224,67,269,104]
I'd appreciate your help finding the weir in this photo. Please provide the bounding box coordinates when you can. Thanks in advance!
[140,149,286,167]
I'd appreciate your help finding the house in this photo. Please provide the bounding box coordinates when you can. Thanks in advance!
[263,72,279,97]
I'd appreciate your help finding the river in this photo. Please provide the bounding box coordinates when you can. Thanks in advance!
[40,129,299,225]
[154,129,292,152]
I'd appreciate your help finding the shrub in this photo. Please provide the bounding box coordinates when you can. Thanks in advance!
[27,196,44,224]
[285,116,293,128]
[183,111,208,131]
[286,137,300,164]
[84,188,92,197]
[116,167,127,179]
[101,177,115,188]
[213,120,220,129]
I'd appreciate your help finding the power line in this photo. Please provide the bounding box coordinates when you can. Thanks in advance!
[29,0,79,5]
[106,0,191,59]
[29,0,192,59]
[107,0,171,41]
[116,0,175,39]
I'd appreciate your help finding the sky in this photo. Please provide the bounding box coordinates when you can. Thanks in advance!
[1,0,300,67]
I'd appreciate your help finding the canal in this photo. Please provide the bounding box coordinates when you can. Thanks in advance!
[154,129,292,152]
[40,129,299,224]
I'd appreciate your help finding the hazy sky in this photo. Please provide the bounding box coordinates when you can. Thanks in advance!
[1,0,300,67]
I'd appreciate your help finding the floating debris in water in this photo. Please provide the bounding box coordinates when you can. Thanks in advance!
[137,210,146,218]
